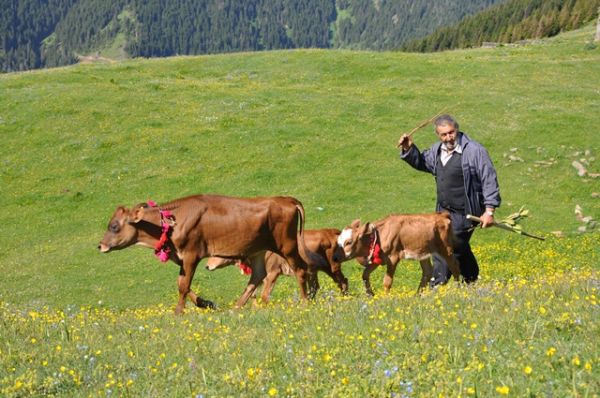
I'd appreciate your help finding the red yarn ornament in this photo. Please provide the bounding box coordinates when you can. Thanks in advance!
[148,200,174,263]
[238,262,252,275]
[369,233,383,265]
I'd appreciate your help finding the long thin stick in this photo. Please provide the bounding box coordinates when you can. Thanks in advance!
[467,214,545,241]
[396,108,447,148]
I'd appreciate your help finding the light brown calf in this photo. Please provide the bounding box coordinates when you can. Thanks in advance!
[333,213,460,294]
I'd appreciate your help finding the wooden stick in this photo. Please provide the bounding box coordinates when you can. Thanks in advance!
[467,214,546,241]
[396,108,447,148]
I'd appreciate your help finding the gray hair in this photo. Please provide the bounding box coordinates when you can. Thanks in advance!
[433,114,459,131]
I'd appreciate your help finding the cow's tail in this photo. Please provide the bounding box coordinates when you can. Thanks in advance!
[295,204,327,269]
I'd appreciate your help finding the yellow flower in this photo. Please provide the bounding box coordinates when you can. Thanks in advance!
[584,362,592,372]
[572,356,580,366]
[538,306,546,315]
[523,366,532,375]
[470,323,477,329]
[546,347,556,357]
[467,387,475,395]
[268,387,278,396]
[342,377,349,385]
[495,385,510,395]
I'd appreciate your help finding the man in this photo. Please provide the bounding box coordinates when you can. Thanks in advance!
[398,114,501,285]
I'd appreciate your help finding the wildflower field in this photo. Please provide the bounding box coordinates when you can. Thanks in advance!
[1,25,599,397]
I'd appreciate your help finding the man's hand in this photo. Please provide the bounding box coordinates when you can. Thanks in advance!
[480,210,495,228]
[398,134,413,152]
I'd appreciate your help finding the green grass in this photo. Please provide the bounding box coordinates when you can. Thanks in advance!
[0,24,599,397]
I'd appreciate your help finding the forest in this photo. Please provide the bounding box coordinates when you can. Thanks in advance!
[1,0,504,72]
[402,0,600,52]
[2,0,598,72]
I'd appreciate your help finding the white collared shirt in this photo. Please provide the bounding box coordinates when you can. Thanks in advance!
[440,142,463,166]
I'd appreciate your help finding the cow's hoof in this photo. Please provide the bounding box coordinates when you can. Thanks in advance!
[196,297,216,310]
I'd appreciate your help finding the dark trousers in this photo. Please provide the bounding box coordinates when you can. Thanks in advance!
[431,210,479,286]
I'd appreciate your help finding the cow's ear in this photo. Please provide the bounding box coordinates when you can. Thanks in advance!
[350,219,361,230]
[129,205,145,224]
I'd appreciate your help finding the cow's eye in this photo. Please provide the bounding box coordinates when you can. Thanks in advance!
[344,240,352,247]
[110,222,120,232]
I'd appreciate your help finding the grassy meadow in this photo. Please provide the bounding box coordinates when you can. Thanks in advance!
[1,24,599,397]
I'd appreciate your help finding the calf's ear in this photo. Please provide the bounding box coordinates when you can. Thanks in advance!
[129,205,145,224]
[350,219,361,230]
[358,222,371,238]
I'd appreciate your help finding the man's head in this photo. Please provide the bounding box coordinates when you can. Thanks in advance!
[434,114,460,151]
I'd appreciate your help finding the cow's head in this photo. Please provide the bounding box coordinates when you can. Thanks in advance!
[205,257,238,271]
[333,219,374,262]
[98,205,145,253]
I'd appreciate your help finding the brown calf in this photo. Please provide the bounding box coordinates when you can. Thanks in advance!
[333,213,460,294]
[206,228,350,302]
[98,194,323,313]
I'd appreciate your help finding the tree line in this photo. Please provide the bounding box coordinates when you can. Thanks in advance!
[2,0,597,72]
[402,0,600,52]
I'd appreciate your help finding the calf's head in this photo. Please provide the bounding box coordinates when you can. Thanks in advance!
[98,205,145,253]
[333,219,374,262]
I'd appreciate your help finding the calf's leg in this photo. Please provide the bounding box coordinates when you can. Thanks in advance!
[321,267,349,295]
[235,254,267,308]
[418,259,434,292]
[260,268,282,304]
[362,263,378,296]
[382,261,398,294]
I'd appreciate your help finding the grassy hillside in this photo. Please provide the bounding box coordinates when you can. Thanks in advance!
[0,24,598,397]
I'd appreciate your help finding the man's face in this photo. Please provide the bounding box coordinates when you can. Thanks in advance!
[436,123,458,150]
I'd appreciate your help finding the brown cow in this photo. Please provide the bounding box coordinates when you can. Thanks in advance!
[333,213,460,295]
[98,194,323,313]
[206,228,350,302]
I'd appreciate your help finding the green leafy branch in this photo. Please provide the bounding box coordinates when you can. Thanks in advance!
[467,206,545,241]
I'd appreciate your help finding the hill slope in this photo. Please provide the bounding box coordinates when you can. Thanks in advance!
[0,24,598,309]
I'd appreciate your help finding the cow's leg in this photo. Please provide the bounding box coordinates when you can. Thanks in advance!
[419,259,434,293]
[175,257,201,315]
[382,260,399,294]
[235,254,267,308]
[186,289,216,310]
[281,251,310,301]
[362,263,378,296]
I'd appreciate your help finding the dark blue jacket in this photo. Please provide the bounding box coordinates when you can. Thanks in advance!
[400,132,501,216]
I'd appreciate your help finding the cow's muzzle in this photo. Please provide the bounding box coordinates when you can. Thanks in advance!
[98,243,111,253]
